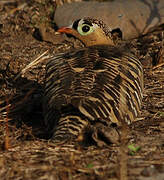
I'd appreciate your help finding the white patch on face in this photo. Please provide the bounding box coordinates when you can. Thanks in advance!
[68,21,74,29]
[69,19,84,29]
[92,23,99,29]
[78,19,85,26]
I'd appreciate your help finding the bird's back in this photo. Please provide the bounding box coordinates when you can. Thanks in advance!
[44,45,143,144]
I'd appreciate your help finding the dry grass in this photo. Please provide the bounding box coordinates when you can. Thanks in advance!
[0,0,164,180]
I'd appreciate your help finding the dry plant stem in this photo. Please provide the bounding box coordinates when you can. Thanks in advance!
[5,97,10,150]
[0,104,11,114]
[0,0,16,4]
[14,50,49,81]
[119,123,129,180]
[153,61,164,70]
[153,31,164,69]
[8,3,27,15]
[0,88,35,116]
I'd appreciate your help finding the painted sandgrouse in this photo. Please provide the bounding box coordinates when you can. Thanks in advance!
[44,18,143,145]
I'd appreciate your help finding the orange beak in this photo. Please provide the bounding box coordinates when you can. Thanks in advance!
[57,27,73,34]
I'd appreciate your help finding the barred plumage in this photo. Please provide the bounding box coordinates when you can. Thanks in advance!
[44,18,143,144]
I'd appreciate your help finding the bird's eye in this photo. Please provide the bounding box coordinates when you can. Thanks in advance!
[77,24,94,36]
[82,25,90,32]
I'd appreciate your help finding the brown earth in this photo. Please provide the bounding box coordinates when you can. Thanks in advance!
[0,1,164,180]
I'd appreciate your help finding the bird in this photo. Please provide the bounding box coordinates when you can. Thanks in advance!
[44,17,143,145]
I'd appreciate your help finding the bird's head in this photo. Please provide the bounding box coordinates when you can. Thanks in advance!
[58,17,122,47]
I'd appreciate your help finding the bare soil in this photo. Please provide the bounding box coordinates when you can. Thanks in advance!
[0,1,164,180]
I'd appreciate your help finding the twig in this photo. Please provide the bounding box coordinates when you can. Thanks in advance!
[14,50,49,81]
[0,0,16,4]
[4,97,10,150]
[153,62,164,70]
[0,104,11,113]
[8,3,27,15]
[153,31,164,69]
[119,122,129,180]
[0,87,36,116]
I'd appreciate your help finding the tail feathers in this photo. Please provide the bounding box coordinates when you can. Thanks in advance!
[51,115,88,144]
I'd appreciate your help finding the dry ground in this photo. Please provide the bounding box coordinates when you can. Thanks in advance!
[0,1,164,180]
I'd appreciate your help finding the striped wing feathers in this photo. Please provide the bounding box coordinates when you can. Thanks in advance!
[45,45,143,127]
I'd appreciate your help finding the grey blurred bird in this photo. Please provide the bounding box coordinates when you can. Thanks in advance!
[44,17,143,145]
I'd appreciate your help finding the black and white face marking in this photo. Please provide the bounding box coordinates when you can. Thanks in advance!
[71,19,99,36]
